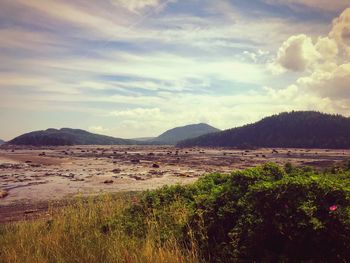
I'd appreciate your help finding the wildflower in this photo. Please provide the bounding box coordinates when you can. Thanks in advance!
[329,205,337,211]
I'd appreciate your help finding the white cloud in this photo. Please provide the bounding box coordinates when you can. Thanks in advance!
[112,0,164,12]
[298,63,350,99]
[275,34,321,72]
[314,37,339,61]
[271,7,350,107]
[330,8,350,58]
[109,108,161,118]
[88,126,109,134]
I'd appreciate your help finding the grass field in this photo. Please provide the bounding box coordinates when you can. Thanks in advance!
[0,194,201,263]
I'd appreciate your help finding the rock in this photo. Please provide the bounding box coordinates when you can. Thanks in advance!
[178,173,191,178]
[0,190,8,198]
[103,180,114,184]
[131,159,140,163]
[112,168,121,173]
[72,178,84,182]
[152,163,160,168]
[24,210,37,214]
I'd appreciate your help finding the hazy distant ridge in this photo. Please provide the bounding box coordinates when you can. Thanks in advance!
[151,123,220,145]
[177,111,350,149]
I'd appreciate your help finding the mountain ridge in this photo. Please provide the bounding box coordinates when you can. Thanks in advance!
[177,111,350,149]
[7,128,135,146]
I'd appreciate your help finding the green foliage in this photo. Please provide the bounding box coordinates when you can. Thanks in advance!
[122,163,350,262]
[3,164,350,262]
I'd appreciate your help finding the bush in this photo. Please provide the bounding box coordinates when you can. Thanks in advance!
[125,163,350,262]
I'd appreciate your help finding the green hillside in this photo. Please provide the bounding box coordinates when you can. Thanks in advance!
[178,111,350,149]
[8,128,135,146]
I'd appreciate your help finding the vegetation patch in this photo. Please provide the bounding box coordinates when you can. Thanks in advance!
[1,163,350,262]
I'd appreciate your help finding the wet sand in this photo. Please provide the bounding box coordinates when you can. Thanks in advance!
[0,145,349,222]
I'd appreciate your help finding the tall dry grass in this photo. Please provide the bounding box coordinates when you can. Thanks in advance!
[0,194,202,263]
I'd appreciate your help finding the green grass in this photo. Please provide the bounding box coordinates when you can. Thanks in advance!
[0,194,201,263]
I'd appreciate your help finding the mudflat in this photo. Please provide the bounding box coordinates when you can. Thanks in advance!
[0,145,349,222]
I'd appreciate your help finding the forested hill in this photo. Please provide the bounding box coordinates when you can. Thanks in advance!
[7,128,135,146]
[177,111,350,149]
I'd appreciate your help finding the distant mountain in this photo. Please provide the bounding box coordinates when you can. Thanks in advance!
[177,111,350,149]
[0,139,4,145]
[152,123,220,145]
[8,128,135,146]
[132,137,156,142]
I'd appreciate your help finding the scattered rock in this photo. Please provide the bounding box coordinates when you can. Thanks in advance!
[0,163,22,169]
[72,178,85,182]
[152,163,160,168]
[103,180,114,184]
[131,175,144,180]
[112,168,121,173]
[131,159,140,164]
[0,190,8,198]
[177,173,191,178]
[24,210,37,214]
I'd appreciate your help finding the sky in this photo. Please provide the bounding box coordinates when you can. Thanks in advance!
[0,0,350,140]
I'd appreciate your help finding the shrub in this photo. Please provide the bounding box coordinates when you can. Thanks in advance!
[125,163,350,262]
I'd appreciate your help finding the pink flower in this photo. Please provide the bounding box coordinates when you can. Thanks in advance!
[329,205,337,211]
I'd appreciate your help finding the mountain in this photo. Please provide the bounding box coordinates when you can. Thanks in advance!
[0,139,4,145]
[152,123,220,145]
[132,137,156,142]
[177,111,350,149]
[8,128,135,146]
